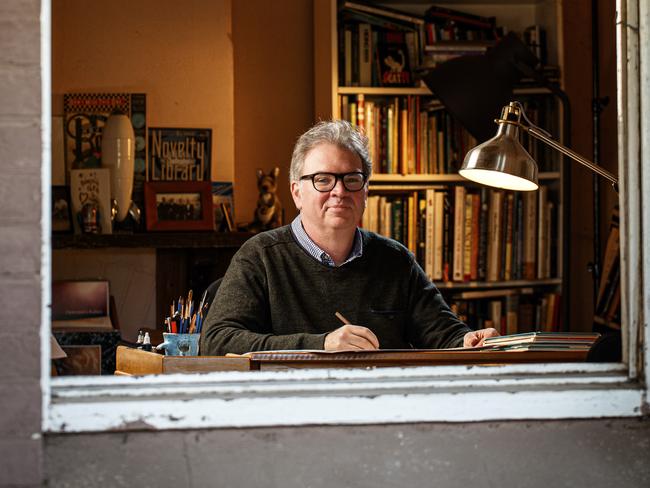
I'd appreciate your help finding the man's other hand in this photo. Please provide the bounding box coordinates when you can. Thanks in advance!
[463,328,499,348]
[324,325,380,351]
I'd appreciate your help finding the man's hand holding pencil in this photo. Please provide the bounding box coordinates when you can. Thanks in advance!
[324,312,380,351]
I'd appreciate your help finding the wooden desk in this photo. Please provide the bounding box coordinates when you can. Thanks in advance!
[115,346,588,375]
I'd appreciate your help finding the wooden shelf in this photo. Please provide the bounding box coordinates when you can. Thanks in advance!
[436,278,562,290]
[369,172,560,188]
[338,86,553,97]
[52,231,254,250]
[338,86,433,96]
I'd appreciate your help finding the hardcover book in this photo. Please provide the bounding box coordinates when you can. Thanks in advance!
[147,128,212,182]
[377,30,412,86]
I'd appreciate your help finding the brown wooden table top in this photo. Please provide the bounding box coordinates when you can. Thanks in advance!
[115,346,588,375]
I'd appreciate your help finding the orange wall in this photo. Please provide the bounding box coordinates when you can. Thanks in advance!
[52,0,235,183]
[232,0,313,224]
[52,0,314,225]
[51,0,315,337]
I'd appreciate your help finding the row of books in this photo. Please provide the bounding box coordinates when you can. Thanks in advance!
[339,2,423,88]
[339,20,419,88]
[420,41,491,69]
[449,290,562,335]
[424,4,499,43]
[340,94,560,175]
[337,2,502,87]
[339,1,553,87]
[363,186,557,283]
[340,94,474,174]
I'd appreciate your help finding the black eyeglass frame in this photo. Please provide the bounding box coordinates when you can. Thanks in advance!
[299,171,368,192]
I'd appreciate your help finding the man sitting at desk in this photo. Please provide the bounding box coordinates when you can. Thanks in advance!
[200,120,498,355]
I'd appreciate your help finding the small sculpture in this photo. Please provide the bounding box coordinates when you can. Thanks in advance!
[78,201,101,234]
[239,167,283,233]
[102,111,136,222]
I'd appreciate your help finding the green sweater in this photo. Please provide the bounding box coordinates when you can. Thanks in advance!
[200,225,470,355]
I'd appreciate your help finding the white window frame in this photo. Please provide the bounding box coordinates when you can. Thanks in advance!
[41,0,649,434]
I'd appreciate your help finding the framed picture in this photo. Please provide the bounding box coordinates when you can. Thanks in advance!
[212,181,234,231]
[56,345,102,375]
[51,280,113,331]
[145,181,214,231]
[147,127,211,182]
[51,185,72,233]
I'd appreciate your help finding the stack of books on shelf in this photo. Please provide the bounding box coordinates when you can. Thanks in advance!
[336,1,565,337]
[338,1,557,87]
[338,1,424,88]
[362,186,557,284]
[449,288,562,335]
[422,5,499,68]
[340,95,559,176]
[341,94,474,174]
[481,332,600,352]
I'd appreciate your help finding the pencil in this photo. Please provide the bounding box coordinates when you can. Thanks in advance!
[335,311,351,325]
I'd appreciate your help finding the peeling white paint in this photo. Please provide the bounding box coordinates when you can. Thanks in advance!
[47,363,643,433]
[49,386,643,433]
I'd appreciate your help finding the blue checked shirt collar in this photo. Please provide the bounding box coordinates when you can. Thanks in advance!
[290,215,363,267]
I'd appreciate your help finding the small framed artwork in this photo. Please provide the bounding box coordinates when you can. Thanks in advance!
[56,345,102,375]
[144,181,214,231]
[51,185,72,233]
[220,201,235,231]
[51,280,113,331]
[69,168,113,234]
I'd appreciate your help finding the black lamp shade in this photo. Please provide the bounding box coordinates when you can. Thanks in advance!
[421,33,538,142]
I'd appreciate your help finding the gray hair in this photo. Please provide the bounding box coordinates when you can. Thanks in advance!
[289,120,372,183]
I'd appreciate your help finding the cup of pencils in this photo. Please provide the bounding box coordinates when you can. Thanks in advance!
[158,289,209,356]
[156,332,199,356]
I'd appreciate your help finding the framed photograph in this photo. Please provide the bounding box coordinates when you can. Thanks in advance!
[51,185,72,233]
[145,181,214,231]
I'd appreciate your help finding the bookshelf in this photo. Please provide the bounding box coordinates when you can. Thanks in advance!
[314,0,567,335]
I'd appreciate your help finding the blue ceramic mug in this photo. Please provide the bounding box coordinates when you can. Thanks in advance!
[155,333,200,356]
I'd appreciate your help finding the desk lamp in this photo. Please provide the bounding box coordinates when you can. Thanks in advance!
[460,100,619,192]
[421,32,619,320]
[420,32,619,191]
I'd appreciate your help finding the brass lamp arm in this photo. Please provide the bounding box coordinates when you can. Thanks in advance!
[524,124,619,192]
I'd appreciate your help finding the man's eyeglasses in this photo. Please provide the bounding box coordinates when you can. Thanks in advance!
[299,172,368,192]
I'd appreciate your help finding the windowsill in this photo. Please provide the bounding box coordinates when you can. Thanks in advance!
[46,362,643,433]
